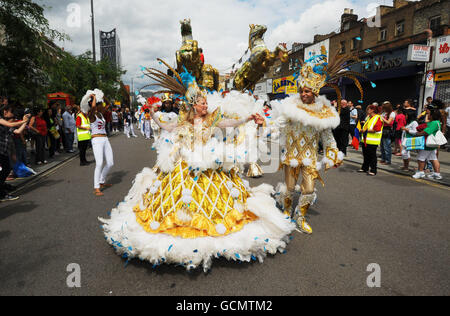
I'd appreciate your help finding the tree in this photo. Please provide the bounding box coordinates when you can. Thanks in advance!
[45,50,126,105]
[0,0,68,104]
[0,0,125,107]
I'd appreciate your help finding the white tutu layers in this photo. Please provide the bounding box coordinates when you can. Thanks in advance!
[99,168,295,272]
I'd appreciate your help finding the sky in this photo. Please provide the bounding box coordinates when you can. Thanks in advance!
[38,0,396,91]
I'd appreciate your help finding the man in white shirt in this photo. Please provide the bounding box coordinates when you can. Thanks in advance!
[62,104,76,153]
[349,101,358,141]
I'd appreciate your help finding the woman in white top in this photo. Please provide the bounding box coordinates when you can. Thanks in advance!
[88,95,114,197]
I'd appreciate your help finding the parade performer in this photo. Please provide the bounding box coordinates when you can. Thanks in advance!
[100,61,295,271]
[82,90,115,197]
[142,97,161,140]
[124,107,138,138]
[151,96,178,139]
[271,48,365,235]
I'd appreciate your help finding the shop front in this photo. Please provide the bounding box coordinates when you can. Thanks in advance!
[344,46,425,107]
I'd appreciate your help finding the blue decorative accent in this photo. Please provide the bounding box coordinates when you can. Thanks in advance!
[235,253,241,259]
[168,244,173,252]
[370,82,377,88]
[356,37,362,41]
[193,249,198,253]
[251,255,257,261]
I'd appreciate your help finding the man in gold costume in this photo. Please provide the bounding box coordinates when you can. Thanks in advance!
[272,48,364,235]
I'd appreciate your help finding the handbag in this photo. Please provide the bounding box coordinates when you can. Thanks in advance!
[426,130,447,148]
[404,136,425,151]
[50,127,60,140]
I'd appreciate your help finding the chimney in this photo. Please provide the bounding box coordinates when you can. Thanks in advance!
[341,8,358,32]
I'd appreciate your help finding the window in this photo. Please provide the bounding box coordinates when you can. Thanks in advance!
[343,22,350,32]
[351,37,359,51]
[429,15,441,32]
[395,21,405,37]
[379,28,387,42]
[340,41,346,54]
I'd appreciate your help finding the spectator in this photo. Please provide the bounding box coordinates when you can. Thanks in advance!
[44,108,59,159]
[356,105,365,125]
[359,105,383,176]
[29,108,48,165]
[76,101,92,166]
[394,107,407,156]
[380,101,396,165]
[408,110,443,180]
[12,108,28,166]
[400,111,419,171]
[62,104,76,153]
[0,104,31,202]
[112,109,119,133]
[403,99,417,122]
[349,101,358,142]
[104,104,113,137]
[333,99,350,155]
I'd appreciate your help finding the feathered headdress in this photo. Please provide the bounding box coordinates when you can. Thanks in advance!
[80,89,104,114]
[147,96,162,107]
[142,58,205,109]
[294,46,366,112]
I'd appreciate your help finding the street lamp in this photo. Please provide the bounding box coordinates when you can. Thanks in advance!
[91,0,96,64]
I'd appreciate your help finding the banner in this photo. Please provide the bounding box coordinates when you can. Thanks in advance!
[426,70,435,88]
[273,76,297,94]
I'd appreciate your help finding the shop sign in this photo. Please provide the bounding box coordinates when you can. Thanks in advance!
[435,72,450,82]
[273,76,297,94]
[407,44,431,62]
[434,35,450,70]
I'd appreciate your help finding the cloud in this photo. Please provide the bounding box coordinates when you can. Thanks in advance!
[40,0,381,92]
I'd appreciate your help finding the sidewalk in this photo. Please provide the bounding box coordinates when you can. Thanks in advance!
[345,146,450,187]
[6,132,121,191]
[6,146,80,190]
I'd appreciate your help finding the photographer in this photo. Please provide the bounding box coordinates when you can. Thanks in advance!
[0,103,31,202]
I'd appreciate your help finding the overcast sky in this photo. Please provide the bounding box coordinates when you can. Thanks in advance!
[38,0,395,91]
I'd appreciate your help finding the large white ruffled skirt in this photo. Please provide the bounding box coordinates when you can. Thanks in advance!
[99,167,295,272]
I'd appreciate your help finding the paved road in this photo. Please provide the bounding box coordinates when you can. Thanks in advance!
[0,134,449,296]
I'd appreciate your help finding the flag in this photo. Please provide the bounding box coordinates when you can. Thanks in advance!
[352,121,362,150]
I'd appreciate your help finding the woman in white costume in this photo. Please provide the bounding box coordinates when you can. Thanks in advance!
[100,62,295,271]
[84,91,114,197]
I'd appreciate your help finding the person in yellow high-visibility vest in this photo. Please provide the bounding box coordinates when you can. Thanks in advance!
[359,105,383,176]
[76,95,93,166]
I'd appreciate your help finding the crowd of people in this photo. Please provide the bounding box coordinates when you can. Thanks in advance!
[0,93,184,203]
[333,97,449,179]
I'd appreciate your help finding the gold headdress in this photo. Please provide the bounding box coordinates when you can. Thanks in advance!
[142,58,205,108]
[295,46,366,112]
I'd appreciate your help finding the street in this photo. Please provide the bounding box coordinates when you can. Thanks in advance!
[0,134,449,296]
